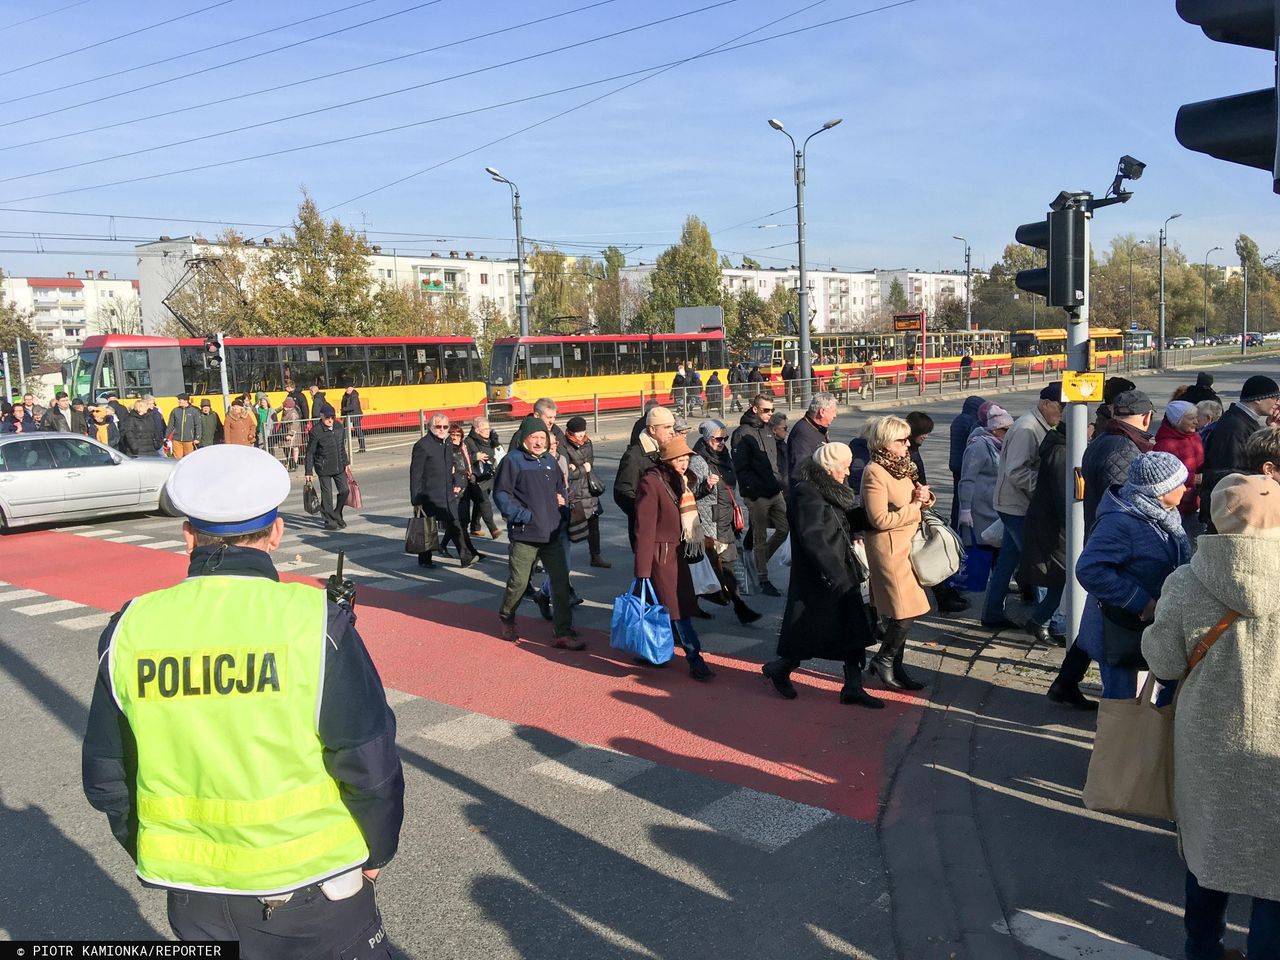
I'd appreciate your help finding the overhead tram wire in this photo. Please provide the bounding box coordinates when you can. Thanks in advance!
[0,0,623,151]
[711,205,798,235]
[0,0,449,128]
[0,0,385,107]
[0,0,93,34]
[0,1,920,206]
[0,0,238,79]
[0,0,741,185]
[322,0,922,216]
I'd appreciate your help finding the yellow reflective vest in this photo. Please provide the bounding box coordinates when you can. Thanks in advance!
[108,575,369,896]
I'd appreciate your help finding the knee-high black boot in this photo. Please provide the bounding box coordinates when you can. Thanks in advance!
[892,645,927,691]
[840,658,884,709]
[869,621,909,691]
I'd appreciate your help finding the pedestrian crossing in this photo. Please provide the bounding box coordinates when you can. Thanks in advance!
[0,581,112,631]
[402,689,837,853]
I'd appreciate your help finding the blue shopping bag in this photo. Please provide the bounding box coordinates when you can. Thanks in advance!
[610,579,675,665]
[948,529,993,593]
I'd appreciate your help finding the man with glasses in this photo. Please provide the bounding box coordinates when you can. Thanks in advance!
[732,393,789,597]
[409,413,471,567]
[982,382,1063,630]
[614,405,676,549]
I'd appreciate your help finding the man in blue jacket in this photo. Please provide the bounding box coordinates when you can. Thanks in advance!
[492,418,579,648]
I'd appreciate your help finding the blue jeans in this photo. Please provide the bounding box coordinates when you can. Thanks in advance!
[982,512,1039,622]
[672,617,703,660]
[1185,869,1280,960]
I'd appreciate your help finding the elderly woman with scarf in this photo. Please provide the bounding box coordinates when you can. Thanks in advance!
[689,419,761,625]
[634,435,714,681]
[1071,451,1191,699]
[861,415,934,692]
[762,443,880,708]
[1154,398,1206,541]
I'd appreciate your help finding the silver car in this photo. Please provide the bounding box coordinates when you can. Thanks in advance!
[0,432,181,529]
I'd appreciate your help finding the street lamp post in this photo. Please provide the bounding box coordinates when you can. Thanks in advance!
[769,117,842,401]
[1203,245,1223,340]
[952,235,972,331]
[1158,213,1181,367]
[484,167,530,337]
[1127,239,1151,332]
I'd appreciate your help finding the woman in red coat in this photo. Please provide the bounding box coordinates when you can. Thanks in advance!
[1153,399,1206,540]
[633,436,714,681]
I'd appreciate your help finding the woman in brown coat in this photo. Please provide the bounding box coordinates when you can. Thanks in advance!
[861,415,934,691]
[224,398,258,446]
[633,436,714,681]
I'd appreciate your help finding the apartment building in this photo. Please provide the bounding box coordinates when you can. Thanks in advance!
[135,237,527,335]
[1,270,141,360]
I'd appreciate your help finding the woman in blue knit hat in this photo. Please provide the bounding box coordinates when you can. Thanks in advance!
[1049,451,1191,706]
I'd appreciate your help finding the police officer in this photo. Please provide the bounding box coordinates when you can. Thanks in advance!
[82,444,405,958]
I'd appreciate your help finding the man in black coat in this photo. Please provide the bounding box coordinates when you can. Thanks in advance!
[1180,371,1221,407]
[40,392,75,432]
[120,400,162,457]
[341,385,366,453]
[1017,423,1072,648]
[305,409,350,530]
[614,405,674,548]
[1199,374,1280,532]
[732,392,788,596]
[786,393,837,486]
[409,412,470,566]
[1082,389,1154,532]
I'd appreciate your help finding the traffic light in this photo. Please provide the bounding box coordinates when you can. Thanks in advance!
[16,338,34,373]
[1014,209,1086,309]
[1174,0,1280,193]
[203,335,223,369]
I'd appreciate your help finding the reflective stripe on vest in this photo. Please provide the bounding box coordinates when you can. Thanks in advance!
[109,575,369,896]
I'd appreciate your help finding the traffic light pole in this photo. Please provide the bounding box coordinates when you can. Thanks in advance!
[1,352,11,401]
[217,332,231,414]
[1063,205,1091,645]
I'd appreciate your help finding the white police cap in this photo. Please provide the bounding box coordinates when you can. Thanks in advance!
[164,444,291,536]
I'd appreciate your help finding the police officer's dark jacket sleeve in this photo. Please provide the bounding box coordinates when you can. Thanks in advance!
[81,546,405,869]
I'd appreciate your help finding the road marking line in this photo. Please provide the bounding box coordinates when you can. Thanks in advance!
[139,540,186,550]
[419,714,515,750]
[0,589,45,603]
[996,909,1170,960]
[57,612,113,631]
[530,746,655,793]
[74,528,121,537]
[105,535,150,543]
[14,599,84,616]
[695,787,833,852]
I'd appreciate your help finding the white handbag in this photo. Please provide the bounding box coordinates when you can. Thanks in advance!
[979,516,1004,548]
[909,510,965,587]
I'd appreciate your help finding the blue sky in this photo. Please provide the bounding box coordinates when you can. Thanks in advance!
[0,0,1275,281]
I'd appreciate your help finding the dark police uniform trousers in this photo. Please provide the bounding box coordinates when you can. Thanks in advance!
[168,876,391,959]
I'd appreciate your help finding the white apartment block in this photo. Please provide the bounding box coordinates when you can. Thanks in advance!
[620,263,883,332]
[1,270,141,361]
[875,269,973,316]
[135,237,526,335]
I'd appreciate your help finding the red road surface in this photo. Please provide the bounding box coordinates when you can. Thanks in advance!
[1,530,927,822]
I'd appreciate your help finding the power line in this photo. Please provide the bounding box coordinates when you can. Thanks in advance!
[0,0,622,152]
[0,0,383,107]
[0,0,738,185]
[0,0,237,79]
[711,206,798,235]
[0,2,919,206]
[0,0,447,128]
[0,0,93,34]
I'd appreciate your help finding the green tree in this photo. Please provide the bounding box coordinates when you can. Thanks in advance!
[528,246,593,332]
[157,228,261,337]
[588,245,627,333]
[639,215,723,331]
[723,287,771,352]
[255,192,378,336]
[932,294,966,330]
[740,255,762,269]
[886,277,908,313]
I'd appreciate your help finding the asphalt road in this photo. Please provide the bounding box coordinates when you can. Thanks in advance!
[0,354,1271,958]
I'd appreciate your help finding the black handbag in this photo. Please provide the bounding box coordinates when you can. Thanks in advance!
[404,506,439,554]
[303,481,321,515]
[586,472,606,498]
[1099,602,1148,669]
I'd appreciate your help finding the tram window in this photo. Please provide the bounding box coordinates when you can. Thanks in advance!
[660,342,688,372]
[121,349,151,392]
[706,338,726,370]
[281,347,326,390]
[231,347,284,394]
[527,343,562,379]
[441,345,474,383]
[616,340,643,375]
[95,350,119,394]
[325,346,369,388]
[180,346,212,395]
[563,343,590,378]
[371,345,408,385]
[590,342,619,377]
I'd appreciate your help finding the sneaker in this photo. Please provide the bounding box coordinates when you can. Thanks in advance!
[759,581,782,597]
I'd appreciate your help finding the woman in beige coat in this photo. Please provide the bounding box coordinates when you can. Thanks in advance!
[1142,473,1280,960]
[861,415,934,691]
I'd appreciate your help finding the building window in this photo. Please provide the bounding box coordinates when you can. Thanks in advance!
[480,273,489,285]
[499,274,505,287]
